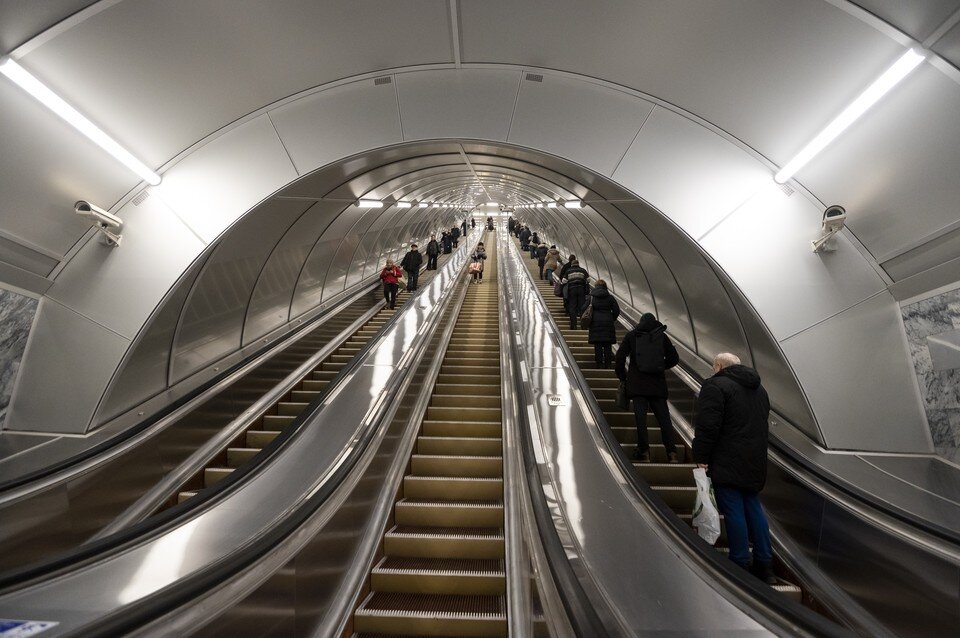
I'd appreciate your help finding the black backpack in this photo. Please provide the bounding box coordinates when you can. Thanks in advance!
[631,331,666,374]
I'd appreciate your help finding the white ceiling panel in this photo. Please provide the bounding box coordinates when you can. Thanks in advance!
[849,0,960,40]
[612,107,771,240]
[46,194,204,339]
[396,68,519,142]
[270,79,402,175]
[153,115,297,244]
[16,0,452,167]
[461,0,903,165]
[795,64,960,263]
[0,79,136,256]
[700,183,885,341]
[508,74,653,176]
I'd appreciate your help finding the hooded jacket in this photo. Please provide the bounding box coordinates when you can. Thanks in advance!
[587,287,620,344]
[692,365,770,492]
[614,314,679,398]
[536,243,549,261]
[543,248,560,272]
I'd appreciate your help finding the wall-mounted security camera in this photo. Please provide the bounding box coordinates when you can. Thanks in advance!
[812,205,846,253]
[75,201,123,247]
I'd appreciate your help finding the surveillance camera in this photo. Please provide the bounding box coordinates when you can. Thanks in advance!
[75,201,123,246]
[812,205,846,253]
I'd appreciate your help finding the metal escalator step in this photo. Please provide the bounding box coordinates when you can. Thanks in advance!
[246,430,281,447]
[404,476,503,500]
[227,447,260,467]
[299,380,329,392]
[581,376,620,388]
[371,556,505,595]
[277,401,308,416]
[291,389,321,402]
[436,374,498,386]
[312,370,339,381]
[263,414,296,428]
[204,467,233,487]
[773,584,803,602]
[651,486,697,511]
[385,525,504,559]
[417,437,502,457]
[434,383,499,396]
[177,490,197,503]
[421,421,502,438]
[431,395,501,409]
[354,592,506,637]
[395,499,504,527]
[438,364,499,376]
[425,406,500,422]
[633,463,697,486]
[628,444,686,463]
[411,455,503,478]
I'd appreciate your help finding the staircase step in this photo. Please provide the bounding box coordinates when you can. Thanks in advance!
[370,556,505,595]
[418,437,503,457]
[395,499,503,527]
[404,476,503,501]
[354,591,506,636]
[411,455,503,478]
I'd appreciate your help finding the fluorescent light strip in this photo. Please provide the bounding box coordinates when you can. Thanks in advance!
[396,202,412,209]
[547,202,557,208]
[564,200,582,209]
[774,48,925,184]
[357,199,383,208]
[0,58,162,186]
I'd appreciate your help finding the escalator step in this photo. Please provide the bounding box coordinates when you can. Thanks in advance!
[411,455,503,477]
[395,499,503,527]
[354,592,506,637]
[384,525,504,559]
[404,476,503,500]
[417,437,502,457]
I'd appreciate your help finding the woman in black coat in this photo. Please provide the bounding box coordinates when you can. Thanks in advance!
[586,280,620,369]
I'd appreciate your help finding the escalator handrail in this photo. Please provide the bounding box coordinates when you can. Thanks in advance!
[516,238,855,638]
[500,235,617,637]
[0,238,480,592]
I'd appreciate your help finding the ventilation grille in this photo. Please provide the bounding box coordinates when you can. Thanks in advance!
[525,73,543,82]
[776,182,795,197]
[374,76,393,86]
[132,191,150,206]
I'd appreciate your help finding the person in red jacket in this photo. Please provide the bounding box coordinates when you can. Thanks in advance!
[379,258,403,309]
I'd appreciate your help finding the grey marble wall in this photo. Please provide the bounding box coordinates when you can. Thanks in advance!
[901,287,960,464]
[0,288,38,428]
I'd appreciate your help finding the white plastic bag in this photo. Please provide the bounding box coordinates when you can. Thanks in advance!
[692,467,721,545]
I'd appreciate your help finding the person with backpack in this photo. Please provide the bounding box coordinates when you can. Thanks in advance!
[400,243,423,292]
[451,226,460,248]
[529,232,540,258]
[536,242,549,279]
[615,313,680,463]
[519,226,531,250]
[379,258,403,310]
[562,260,589,329]
[425,234,440,270]
[441,230,453,254]
[469,242,487,283]
[586,280,620,368]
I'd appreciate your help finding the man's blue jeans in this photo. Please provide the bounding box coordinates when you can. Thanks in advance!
[713,486,773,568]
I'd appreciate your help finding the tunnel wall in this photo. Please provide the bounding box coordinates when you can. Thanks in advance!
[2,67,931,455]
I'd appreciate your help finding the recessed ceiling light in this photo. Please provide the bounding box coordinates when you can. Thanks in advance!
[357,199,383,208]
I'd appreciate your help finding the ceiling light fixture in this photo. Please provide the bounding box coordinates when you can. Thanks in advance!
[774,48,926,184]
[396,202,412,209]
[564,200,583,208]
[357,199,383,208]
[0,58,162,186]
[547,202,557,208]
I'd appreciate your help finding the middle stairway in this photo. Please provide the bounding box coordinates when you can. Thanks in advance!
[354,233,506,637]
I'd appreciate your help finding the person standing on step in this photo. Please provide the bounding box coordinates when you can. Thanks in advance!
[471,217,476,229]
[470,242,487,284]
[379,258,403,310]
[562,260,589,329]
[543,245,560,282]
[692,352,776,585]
[508,216,516,234]
[615,312,680,464]
[451,225,460,248]
[519,225,531,251]
[400,243,422,292]
[529,232,540,258]
[441,230,452,254]
[536,242,549,279]
[461,219,468,239]
[558,254,576,315]
[587,280,620,368]
[426,234,440,270]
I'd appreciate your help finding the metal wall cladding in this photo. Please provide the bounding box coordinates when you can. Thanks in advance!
[170,200,309,384]
[290,204,359,319]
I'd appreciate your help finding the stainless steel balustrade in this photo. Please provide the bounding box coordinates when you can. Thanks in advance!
[499,230,832,636]
[0,232,482,636]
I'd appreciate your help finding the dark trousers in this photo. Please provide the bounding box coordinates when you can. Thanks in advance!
[427,254,438,269]
[567,289,586,329]
[632,396,676,455]
[383,283,398,309]
[714,486,773,568]
[538,260,546,278]
[594,343,613,368]
[405,269,419,291]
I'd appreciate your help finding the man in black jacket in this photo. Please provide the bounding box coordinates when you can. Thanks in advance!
[615,313,680,464]
[519,226,531,250]
[425,234,440,270]
[400,244,422,291]
[692,353,776,585]
[562,260,589,329]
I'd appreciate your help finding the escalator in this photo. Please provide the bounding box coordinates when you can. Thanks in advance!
[517,240,807,604]
[353,233,507,637]
[174,266,434,505]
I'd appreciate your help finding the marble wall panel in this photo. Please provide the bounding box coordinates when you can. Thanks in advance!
[0,288,38,428]
[901,286,960,462]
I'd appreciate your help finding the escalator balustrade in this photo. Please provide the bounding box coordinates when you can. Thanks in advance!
[517,239,805,604]
[354,233,506,637]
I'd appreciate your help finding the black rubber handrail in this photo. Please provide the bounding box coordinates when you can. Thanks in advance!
[522,242,854,638]
[0,249,467,591]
